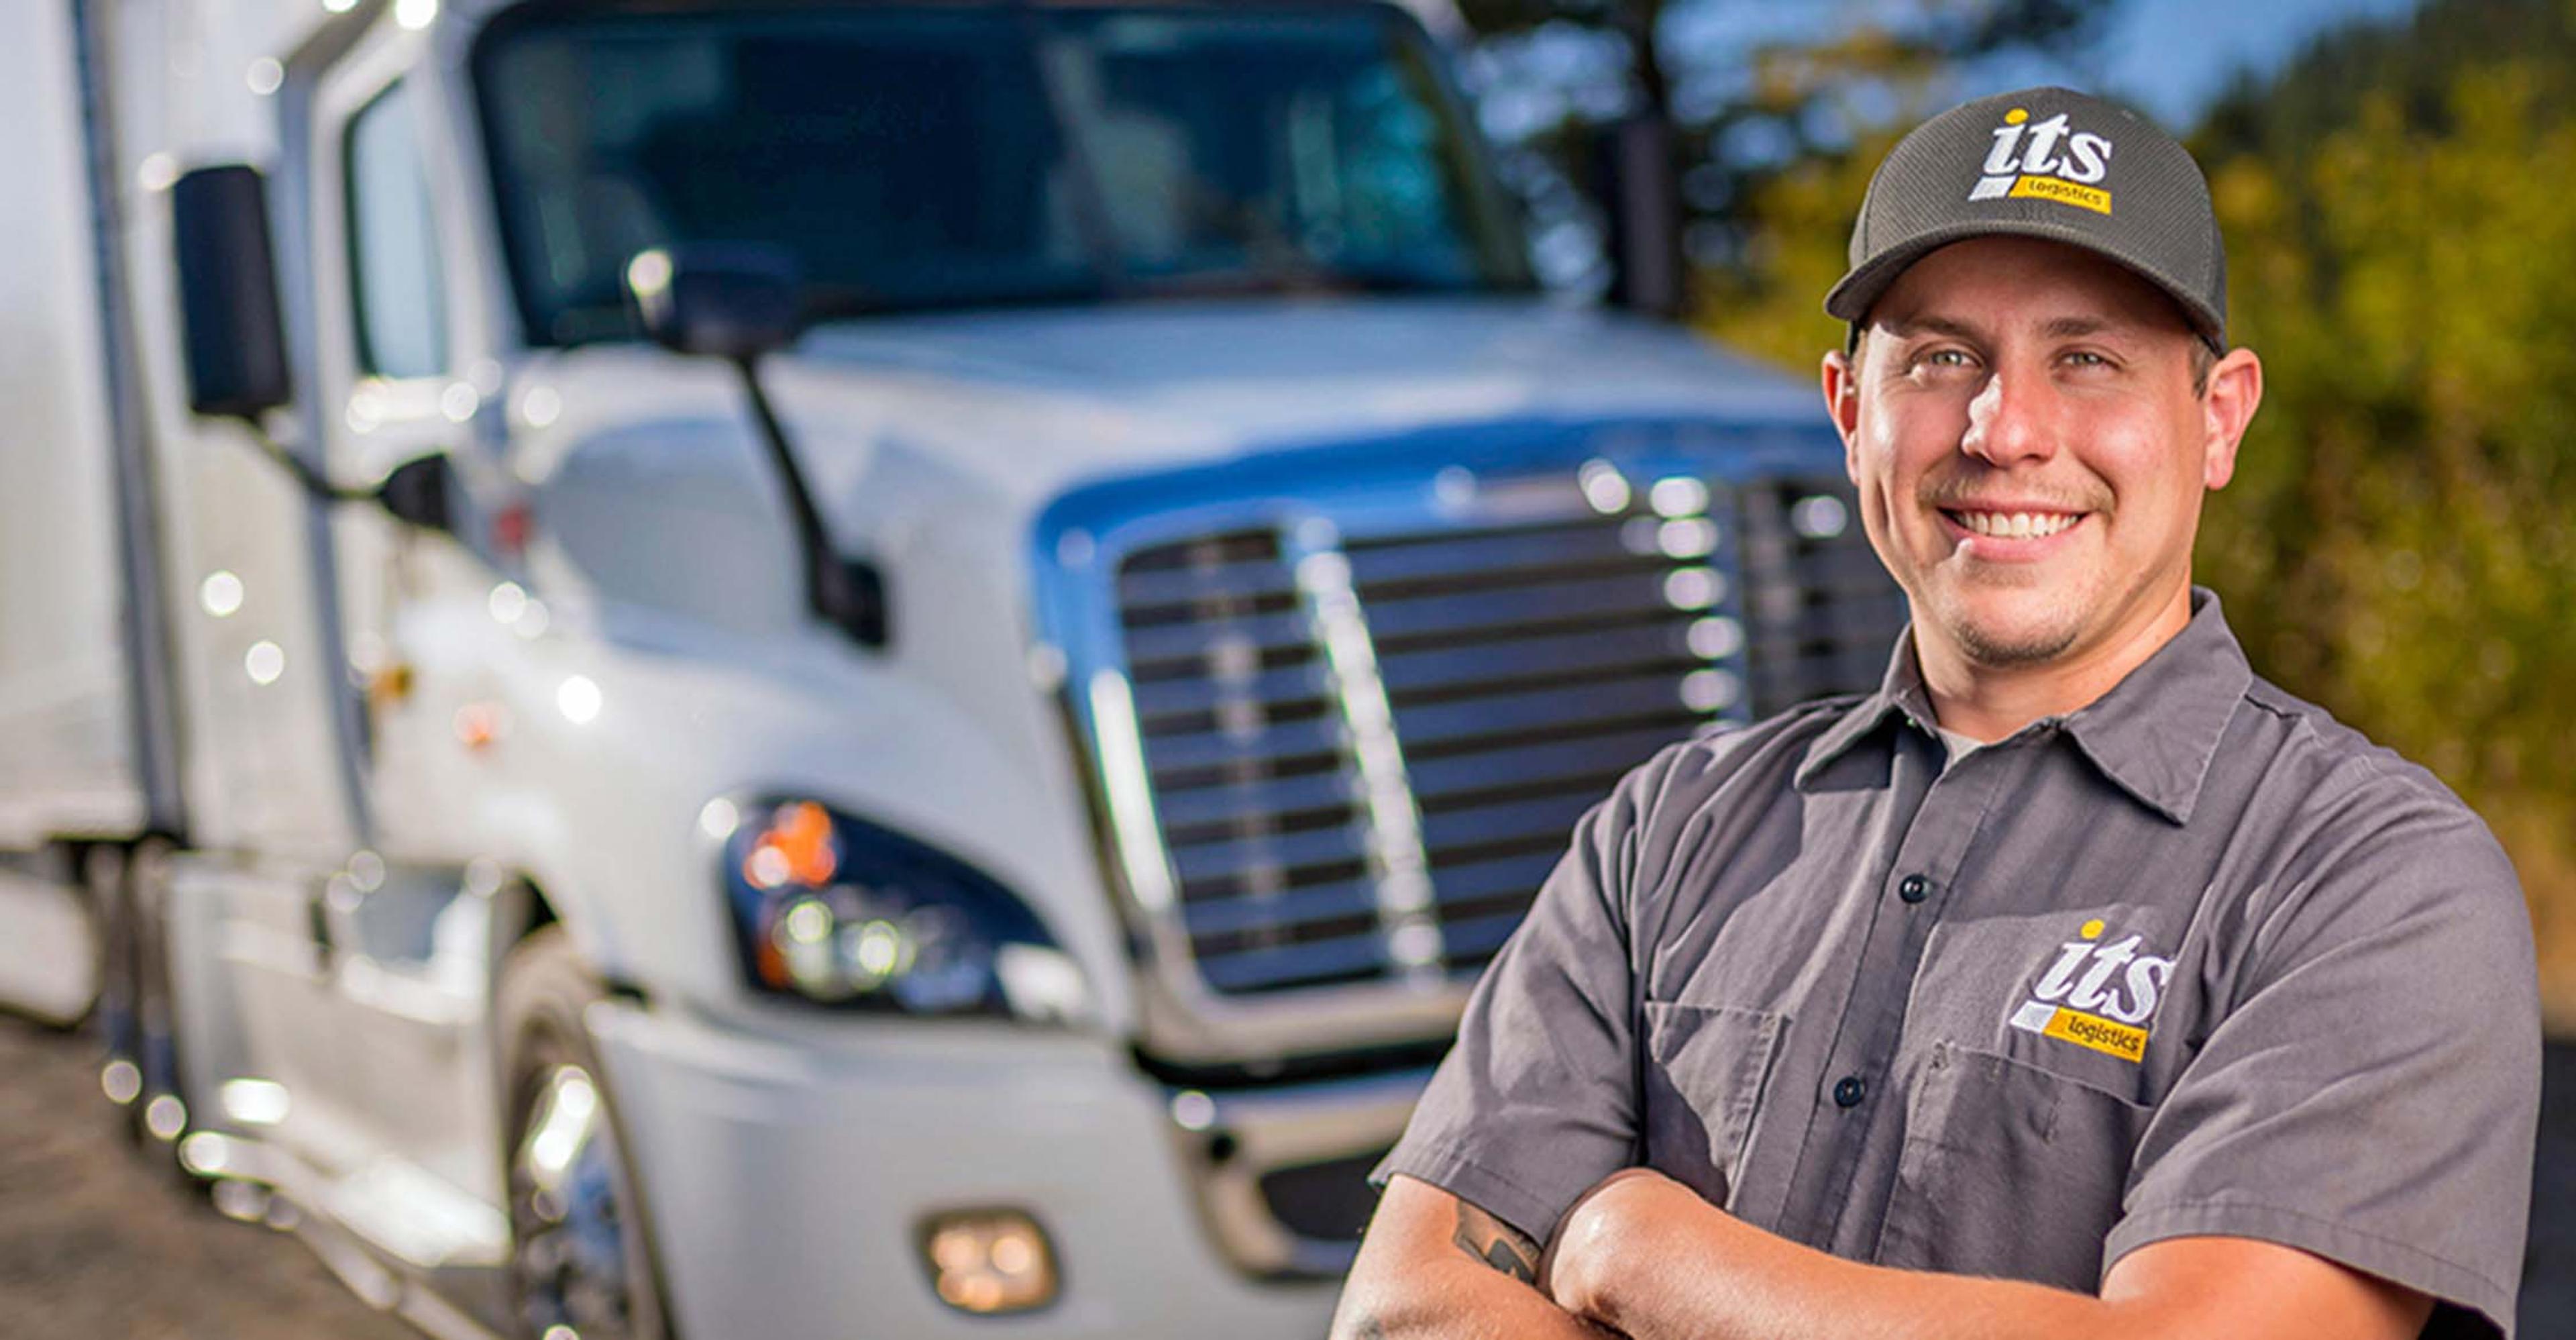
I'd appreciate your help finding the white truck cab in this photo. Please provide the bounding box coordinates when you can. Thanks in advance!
[0,1,1900,1336]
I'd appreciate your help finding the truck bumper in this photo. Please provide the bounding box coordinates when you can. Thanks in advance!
[592,998,1419,1339]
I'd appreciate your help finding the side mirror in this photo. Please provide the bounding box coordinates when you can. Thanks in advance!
[170,164,294,418]
[625,244,804,362]
[623,244,885,647]
[376,452,455,535]
[1591,115,1684,320]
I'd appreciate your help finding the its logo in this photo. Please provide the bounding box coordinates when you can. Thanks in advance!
[1971,107,2114,215]
[2006,918,2172,1063]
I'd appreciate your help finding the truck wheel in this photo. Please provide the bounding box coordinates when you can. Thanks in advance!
[497,927,675,1340]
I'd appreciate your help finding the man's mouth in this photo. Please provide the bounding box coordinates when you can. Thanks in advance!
[1940,508,2085,540]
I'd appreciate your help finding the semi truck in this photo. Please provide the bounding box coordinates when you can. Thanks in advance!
[0,0,1902,1335]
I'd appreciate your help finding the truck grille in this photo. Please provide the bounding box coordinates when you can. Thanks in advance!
[1075,449,1901,1001]
[1257,1150,1387,1244]
[1120,528,1379,994]
[1738,481,1903,711]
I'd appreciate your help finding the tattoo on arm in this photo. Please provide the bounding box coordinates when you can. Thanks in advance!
[1450,1200,1541,1285]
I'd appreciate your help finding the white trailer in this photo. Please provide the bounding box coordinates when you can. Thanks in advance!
[0,1,1900,1337]
[0,0,159,1025]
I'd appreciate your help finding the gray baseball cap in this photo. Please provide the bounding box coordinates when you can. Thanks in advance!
[1825,87,2227,351]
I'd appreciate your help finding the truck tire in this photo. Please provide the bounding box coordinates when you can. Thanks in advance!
[496,925,676,1340]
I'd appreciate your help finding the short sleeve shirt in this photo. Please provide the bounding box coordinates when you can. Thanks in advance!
[1375,590,2540,1337]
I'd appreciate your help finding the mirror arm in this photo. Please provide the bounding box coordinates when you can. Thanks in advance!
[221,413,453,532]
[225,415,380,505]
[729,355,888,647]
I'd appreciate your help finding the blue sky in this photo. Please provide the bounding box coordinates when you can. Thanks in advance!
[1461,0,2438,285]
[1990,0,2429,128]
[1468,0,2432,150]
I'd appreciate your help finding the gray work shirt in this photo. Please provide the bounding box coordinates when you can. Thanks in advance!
[1377,590,2539,1337]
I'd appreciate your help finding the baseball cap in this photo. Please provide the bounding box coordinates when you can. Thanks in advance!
[1825,87,2227,352]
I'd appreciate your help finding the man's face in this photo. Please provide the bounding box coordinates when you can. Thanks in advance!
[1823,236,2253,674]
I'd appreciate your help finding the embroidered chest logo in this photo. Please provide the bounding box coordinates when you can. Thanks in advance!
[1970,106,2115,215]
[2006,918,2174,1063]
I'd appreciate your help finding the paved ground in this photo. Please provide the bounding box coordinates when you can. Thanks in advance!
[0,1011,2567,1337]
[0,1016,414,1340]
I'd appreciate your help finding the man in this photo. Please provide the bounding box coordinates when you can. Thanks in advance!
[1331,87,2539,1339]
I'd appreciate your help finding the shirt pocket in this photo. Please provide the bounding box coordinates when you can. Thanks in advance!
[1874,1041,2152,1290]
[1640,1001,1786,1212]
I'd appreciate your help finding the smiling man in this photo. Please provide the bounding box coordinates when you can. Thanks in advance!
[1331,88,2540,1340]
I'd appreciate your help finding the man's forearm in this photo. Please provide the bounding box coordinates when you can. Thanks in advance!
[1330,1178,1617,1340]
[1544,1170,2429,1340]
[1334,1268,1616,1340]
[1552,1178,2097,1340]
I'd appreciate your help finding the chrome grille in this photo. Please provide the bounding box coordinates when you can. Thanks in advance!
[1119,529,1389,994]
[1053,437,1902,1006]
[1736,481,1904,713]
[1346,503,1734,974]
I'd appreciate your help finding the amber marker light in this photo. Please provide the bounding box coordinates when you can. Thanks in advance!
[453,702,504,751]
[918,1209,1059,1315]
[370,662,414,707]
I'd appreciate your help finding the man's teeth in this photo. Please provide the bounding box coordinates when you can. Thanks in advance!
[1953,511,2079,539]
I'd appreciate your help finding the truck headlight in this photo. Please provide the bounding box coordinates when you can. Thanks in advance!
[713,798,1086,1021]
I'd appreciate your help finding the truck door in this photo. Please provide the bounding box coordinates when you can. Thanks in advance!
[286,21,515,1235]
[153,52,389,1194]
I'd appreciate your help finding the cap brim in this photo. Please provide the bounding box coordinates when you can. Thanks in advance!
[1825,219,2225,351]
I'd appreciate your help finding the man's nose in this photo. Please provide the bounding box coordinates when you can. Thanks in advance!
[1959,370,2057,466]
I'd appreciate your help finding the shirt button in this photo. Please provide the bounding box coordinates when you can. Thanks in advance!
[1833,1076,1868,1109]
[1898,874,1931,904]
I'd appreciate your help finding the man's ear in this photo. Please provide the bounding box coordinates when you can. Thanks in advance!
[1821,348,1862,485]
[2200,348,2263,491]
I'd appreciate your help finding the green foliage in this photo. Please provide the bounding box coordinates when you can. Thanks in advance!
[1690,125,1892,370]
[2190,1,2576,994]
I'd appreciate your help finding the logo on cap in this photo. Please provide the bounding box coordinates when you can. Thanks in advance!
[1970,107,2115,215]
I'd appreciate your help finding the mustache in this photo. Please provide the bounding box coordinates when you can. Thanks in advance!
[1918,476,2110,514]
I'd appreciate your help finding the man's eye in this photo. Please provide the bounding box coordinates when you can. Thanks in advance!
[2063,350,2114,369]
[1918,349,1976,370]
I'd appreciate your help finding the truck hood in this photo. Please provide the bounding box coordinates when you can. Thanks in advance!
[751,296,1822,526]
[513,296,1833,660]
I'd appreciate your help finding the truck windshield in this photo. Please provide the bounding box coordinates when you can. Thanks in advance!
[474,3,1534,345]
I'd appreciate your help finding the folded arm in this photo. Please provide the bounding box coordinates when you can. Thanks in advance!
[1544,1168,2433,1340]
[1328,1173,1613,1339]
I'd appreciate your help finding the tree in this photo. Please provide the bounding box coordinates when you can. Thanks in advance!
[2189,0,2576,1014]
[1453,0,2112,301]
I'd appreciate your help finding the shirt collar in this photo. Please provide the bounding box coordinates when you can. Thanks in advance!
[1794,588,2253,825]
[1794,629,1937,788]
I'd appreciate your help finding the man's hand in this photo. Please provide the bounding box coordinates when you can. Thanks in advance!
[1538,1167,2434,1340]
[1538,1167,1701,1321]
[1328,1174,1611,1339]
